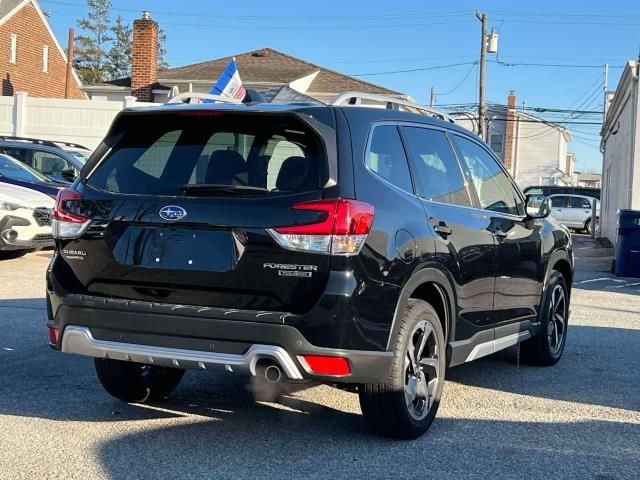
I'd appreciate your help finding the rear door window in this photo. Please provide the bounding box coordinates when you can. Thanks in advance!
[87,113,327,196]
[551,196,568,208]
[400,126,472,207]
[32,150,76,177]
[570,197,592,209]
[365,125,413,193]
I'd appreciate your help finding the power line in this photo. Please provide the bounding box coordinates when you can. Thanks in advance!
[41,1,472,20]
[45,9,474,29]
[475,118,601,125]
[40,1,640,22]
[570,138,601,150]
[492,10,640,18]
[436,62,478,96]
[440,103,603,115]
[494,18,640,26]
[353,62,619,77]
[490,60,622,69]
[351,61,478,77]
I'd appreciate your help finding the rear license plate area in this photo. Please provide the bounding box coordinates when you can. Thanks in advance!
[113,226,236,272]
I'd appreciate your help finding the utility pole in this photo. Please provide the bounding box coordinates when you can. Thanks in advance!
[603,63,609,125]
[429,86,436,108]
[476,11,487,139]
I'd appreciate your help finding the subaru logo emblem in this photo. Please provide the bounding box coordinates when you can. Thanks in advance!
[159,205,187,221]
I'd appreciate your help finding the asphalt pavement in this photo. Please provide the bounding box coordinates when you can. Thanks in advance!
[0,236,639,479]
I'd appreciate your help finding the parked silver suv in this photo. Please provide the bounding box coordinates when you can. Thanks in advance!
[549,194,599,234]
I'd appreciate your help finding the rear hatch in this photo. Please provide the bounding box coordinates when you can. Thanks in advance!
[58,108,338,314]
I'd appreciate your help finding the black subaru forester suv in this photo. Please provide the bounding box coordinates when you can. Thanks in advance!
[47,99,573,439]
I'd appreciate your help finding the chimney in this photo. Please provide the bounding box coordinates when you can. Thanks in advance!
[503,91,517,173]
[131,11,158,102]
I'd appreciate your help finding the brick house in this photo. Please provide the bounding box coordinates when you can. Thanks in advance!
[0,0,83,98]
[84,12,406,104]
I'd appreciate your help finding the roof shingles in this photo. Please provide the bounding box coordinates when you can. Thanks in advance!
[111,48,401,96]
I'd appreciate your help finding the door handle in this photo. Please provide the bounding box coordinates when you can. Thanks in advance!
[433,223,452,238]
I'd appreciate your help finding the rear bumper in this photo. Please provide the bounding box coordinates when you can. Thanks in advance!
[48,292,394,385]
[61,326,306,379]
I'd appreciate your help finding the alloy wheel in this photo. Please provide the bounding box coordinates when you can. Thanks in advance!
[404,320,440,421]
[547,284,567,354]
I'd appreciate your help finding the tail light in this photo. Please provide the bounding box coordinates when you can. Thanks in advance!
[267,198,374,255]
[48,327,59,346]
[52,189,90,239]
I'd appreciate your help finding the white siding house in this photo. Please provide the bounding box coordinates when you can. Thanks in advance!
[452,95,572,189]
[600,61,640,246]
[514,113,571,188]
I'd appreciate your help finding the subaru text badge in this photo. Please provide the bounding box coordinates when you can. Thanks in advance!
[159,205,187,221]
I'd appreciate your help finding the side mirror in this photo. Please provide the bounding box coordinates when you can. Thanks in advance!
[61,168,76,182]
[525,194,550,219]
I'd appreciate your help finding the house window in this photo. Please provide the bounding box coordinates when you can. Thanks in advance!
[489,133,504,154]
[9,34,17,64]
[42,45,49,73]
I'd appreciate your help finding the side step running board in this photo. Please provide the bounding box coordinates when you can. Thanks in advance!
[465,331,532,363]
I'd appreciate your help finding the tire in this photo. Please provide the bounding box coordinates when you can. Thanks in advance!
[0,249,29,260]
[94,358,184,403]
[359,299,446,439]
[521,271,569,366]
[585,218,598,235]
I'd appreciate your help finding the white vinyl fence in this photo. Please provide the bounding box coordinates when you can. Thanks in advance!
[0,93,160,150]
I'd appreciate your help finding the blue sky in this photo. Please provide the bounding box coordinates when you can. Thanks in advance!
[40,0,640,172]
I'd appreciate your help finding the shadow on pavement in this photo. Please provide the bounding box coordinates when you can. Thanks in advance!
[448,325,640,413]
[93,400,640,479]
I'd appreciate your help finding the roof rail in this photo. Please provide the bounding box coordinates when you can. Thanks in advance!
[0,135,89,150]
[330,91,455,123]
[166,92,243,105]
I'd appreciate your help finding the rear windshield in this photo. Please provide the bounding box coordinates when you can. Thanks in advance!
[86,112,328,196]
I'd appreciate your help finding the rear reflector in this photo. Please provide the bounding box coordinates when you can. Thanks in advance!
[302,355,351,376]
[268,198,374,255]
[48,327,59,346]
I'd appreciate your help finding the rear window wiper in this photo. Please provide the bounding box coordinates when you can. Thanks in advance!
[178,184,270,196]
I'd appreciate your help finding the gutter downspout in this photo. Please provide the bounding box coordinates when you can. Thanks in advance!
[513,112,520,182]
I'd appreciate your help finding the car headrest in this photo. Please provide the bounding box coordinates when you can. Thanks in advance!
[247,154,270,188]
[276,156,313,191]
[205,150,247,185]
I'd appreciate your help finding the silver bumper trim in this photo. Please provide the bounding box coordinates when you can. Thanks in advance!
[61,326,304,380]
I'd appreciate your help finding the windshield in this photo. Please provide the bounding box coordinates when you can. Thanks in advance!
[87,112,328,196]
[0,154,56,183]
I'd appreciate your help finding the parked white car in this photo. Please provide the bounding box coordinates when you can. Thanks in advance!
[0,183,54,259]
[549,194,600,234]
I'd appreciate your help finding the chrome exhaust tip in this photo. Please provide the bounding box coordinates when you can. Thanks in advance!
[264,364,282,383]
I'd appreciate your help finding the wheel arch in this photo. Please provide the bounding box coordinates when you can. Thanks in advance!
[542,250,574,318]
[547,249,573,291]
[386,267,456,352]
